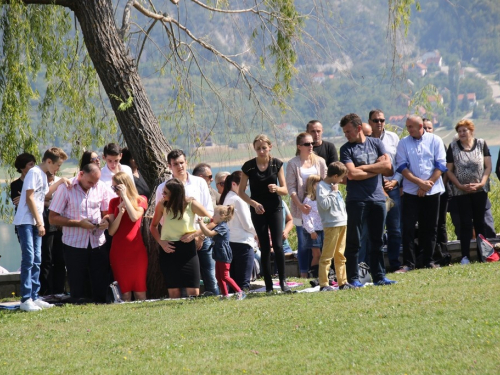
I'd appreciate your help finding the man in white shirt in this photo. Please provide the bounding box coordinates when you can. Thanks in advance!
[364,109,403,271]
[14,147,69,311]
[155,150,218,295]
[100,143,134,198]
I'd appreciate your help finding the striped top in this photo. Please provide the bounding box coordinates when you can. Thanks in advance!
[49,177,111,249]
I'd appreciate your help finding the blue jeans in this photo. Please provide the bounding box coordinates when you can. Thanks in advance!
[198,238,219,295]
[345,201,387,283]
[17,224,42,303]
[296,225,311,274]
[385,188,402,269]
[359,189,401,269]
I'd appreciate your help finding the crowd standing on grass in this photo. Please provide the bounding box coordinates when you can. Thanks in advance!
[8,112,500,310]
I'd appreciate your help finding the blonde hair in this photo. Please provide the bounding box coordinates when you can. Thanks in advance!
[304,174,321,201]
[215,205,235,222]
[295,132,318,164]
[112,172,145,211]
[253,134,272,161]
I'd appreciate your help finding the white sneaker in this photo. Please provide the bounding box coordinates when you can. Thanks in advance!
[461,256,470,265]
[20,298,42,312]
[33,298,54,309]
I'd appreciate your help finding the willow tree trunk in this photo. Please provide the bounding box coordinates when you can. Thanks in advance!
[70,0,170,298]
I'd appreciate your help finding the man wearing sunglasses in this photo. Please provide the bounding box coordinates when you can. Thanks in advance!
[193,163,219,208]
[363,109,403,272]
[306,120,339,165]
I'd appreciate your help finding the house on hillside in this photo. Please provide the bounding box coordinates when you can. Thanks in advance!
[388,115,406,128]
[413,63,428,77]
[428,95,444,105]
[396,93,411,107]
[457,93,477,108]
[311,72,326,84]
[422,50,443,68]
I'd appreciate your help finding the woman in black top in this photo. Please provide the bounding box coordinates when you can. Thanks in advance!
[120,147,151,198]
[239,134,289,293]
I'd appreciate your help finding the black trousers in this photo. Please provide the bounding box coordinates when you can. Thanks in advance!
[402,193,440,269]
[251,207,285,291]
[229,242,255,291]
[433,192,451,263]
[63,242,110,303]
[455,191,488,260]
[40,230,66,295]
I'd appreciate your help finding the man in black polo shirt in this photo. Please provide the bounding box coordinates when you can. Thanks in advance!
[306,120,339,165]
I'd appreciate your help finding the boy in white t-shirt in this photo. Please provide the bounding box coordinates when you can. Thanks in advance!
[100,143,134,198]
[13,147,69,312]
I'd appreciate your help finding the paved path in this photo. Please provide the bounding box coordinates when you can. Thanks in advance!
[464,66,500,104]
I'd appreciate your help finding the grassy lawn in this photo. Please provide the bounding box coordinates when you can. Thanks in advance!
[1,263,500,374]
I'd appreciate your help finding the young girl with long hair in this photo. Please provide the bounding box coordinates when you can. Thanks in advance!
[301,175,323,278]
[198,205,246,300]
[108,172,148,301]
[239,134,289,293]
[150,178,211,298]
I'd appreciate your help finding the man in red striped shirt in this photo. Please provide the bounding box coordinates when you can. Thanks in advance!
[49,163,111,303]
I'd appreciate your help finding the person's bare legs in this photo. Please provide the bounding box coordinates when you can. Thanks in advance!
[168,288,181,298]
[186,288,199,297]
[311,247,321,267]
[133,291,146,301]
[121,291,132,301]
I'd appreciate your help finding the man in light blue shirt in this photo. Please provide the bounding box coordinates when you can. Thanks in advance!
[395,115,447,271]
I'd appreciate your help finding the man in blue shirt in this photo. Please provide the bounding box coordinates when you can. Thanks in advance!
[395,115,447,271]
[339,113,396,287]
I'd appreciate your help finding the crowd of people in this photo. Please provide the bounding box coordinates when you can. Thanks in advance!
[10,111,500,311]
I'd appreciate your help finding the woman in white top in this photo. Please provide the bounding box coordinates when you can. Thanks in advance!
[285,132,327,278]
[220,171,257,291]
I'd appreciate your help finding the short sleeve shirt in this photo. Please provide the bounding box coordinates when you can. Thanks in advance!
[13,166,48,225]
[340,137,387,202]
[313,141,338,166]
[242,157,283,211]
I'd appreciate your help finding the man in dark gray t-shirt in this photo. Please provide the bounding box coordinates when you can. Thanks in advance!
[306,120,339,165]
[339,113,396,287]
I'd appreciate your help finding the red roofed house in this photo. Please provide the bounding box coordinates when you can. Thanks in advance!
[457,93,477,107]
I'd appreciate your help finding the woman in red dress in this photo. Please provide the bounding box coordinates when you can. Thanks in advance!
[108,172,148,301]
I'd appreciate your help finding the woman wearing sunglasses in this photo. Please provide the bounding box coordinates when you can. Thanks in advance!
[79,150,101,170]
[285,132,327,278]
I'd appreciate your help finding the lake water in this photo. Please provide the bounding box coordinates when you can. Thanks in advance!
[1,146,499,272]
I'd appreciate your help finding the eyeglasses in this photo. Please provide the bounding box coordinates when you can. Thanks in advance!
[371,119,385,124]
[91,157,100,162]
[204,175,213,179]
[300,142,314,147]
[217,182,225,186]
